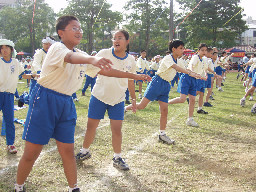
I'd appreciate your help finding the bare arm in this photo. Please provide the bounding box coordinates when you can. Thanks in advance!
[64,52,113,70]
[98,68,152,82]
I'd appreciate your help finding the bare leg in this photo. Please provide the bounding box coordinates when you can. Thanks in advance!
[125,97,151,111]
[110,120,123,154]
[82,118,101,149]
[158,101,168,131]
[16,141,43,185]
[188,94,196,118]
[168,93,187,104]
[138,81,143,95]
[56,140,77,188]
[244,86,256,99]
[198,91,204,108]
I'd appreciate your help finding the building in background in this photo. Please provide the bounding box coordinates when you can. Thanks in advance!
[241,17,256,48]
[0,0,16,9]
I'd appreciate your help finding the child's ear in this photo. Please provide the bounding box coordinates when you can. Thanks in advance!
[58,30,64,39]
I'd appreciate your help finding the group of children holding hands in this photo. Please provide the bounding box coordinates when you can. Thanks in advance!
[0,15,231,191]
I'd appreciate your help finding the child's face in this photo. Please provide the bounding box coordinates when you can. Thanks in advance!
[112,31,129,52]
[206,50,213,58]
[0,45,12,58]
[173,45,184,57]
[212,53,217,60]
[198,47,207,57]
[43,43,52,52]
[141,51,146,58]
[58,20,83,47]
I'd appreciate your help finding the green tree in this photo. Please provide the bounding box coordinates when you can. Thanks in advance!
[124,0,170,57]
[175,0,247,49]
[0,0,56,54]
[61,0,122,53]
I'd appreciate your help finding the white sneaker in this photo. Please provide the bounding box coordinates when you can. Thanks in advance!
[73,98,79,102]
[159,134,175,145]
[218,87,224,92]
[138,94,142,99]
[240,98,246,107]
[249,96,253,101]
[243,81,247,87]
[186,118,199,127]
[245,88,248,93]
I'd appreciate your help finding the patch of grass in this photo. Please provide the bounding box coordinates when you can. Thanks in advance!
[1,73,256,191]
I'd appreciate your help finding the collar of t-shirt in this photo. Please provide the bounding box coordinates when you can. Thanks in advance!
[171,54,177,64]
[60,41,76,52]
[1,57,12,63]
[197,55,203,62]
[112,48,128,60]
[42,49,47,54]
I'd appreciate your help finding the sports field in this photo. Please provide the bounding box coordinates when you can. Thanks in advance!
[0,72,256,192]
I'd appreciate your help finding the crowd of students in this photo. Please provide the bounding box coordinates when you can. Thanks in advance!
[0,15,255,192]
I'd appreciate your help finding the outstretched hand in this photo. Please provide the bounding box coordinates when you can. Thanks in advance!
[135,74,152,82]
[92,57,113,71]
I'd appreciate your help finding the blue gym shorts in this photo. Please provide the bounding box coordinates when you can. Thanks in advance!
[196,79,206,93]
[246,66,251,74]
[205,74,214,89]
[144,75,171,103]
[180,73,197,96]
[253,77,256,87]
[249,69,256,78]
[215,66,223,76]
[88,95,125,120]
[23,84,77,145]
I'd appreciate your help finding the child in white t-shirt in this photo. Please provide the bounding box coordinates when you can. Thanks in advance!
[0,39,24,154]
[76,30,151,171]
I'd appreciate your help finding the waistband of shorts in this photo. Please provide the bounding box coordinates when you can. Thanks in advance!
[155,74,169,83]
[36,83,72,98]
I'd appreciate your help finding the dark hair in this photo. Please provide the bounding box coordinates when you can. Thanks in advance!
[222,51,227,55]
[116,29,130,53]
[56,15,79,39]
[207,47,213,52]
[168,40,184,53]
[166,50,171,54]
[198,43,207,50]
[140,50,146,53]
[213,52,218,55]
[0,45,13,54]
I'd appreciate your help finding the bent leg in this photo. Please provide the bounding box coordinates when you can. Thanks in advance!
[16,141,43,185]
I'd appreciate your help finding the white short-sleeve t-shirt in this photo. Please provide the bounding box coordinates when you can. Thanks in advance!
[31,48,47,73]
[188,55,208,77]
[37,42,100,96]
[0,58,24,93]
[92,48,136,106]
[156,54,182,82]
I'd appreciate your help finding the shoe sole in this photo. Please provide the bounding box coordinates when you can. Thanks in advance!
[158,139,175,145]
[113,163,130,171]
[76,154,91,162]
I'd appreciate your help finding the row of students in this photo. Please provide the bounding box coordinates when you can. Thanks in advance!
[14,16,151,192]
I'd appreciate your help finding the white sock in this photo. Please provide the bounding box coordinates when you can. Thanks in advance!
[80,148,89,154]
[114,153,121,159]
[159,130,166,136]
[198,107,202,110]
[69,185,79,192]
[188,117,193,121]
[14,184,25,192]
[242,97,246,100]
